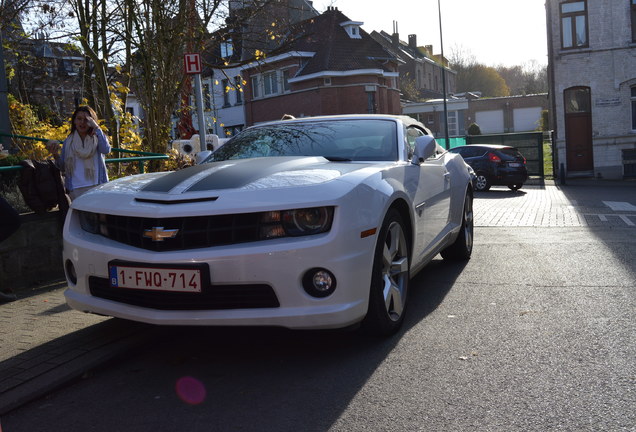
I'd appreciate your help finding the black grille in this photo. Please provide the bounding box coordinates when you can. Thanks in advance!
[98,213,264,251]
[89,276,280,310]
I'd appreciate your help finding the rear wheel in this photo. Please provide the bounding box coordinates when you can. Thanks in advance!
[508,183,523,191]
[363,209,410,336]
[474,173,491,191]
[441,192,474,261]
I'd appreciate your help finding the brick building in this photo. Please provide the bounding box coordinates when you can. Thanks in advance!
[546,0,636,179]
[8,38,84,123]
[194,0,319,137]
[242,7,401,124]
[370,30,456,100]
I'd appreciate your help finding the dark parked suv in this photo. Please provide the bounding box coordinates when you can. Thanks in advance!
[449,144,528,191]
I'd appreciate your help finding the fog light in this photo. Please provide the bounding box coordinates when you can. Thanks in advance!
[65,259,77,285]
[302,268,336,298]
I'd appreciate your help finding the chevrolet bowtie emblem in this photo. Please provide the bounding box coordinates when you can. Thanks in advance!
[143,227,179,242]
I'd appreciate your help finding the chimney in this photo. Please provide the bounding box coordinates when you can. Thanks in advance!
[391,21,399,47]
[408,34,417,49]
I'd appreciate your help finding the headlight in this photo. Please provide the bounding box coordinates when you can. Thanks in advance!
[260,207,334,239]
[78,211,99,233]
[78,211,108,235]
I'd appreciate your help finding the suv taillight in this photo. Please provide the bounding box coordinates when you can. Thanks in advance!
[488,152,501,163]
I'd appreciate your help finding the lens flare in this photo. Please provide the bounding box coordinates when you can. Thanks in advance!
[175,376,206,405]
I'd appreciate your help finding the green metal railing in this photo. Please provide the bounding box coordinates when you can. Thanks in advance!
[0,133,168,174]
[105,148,169,173]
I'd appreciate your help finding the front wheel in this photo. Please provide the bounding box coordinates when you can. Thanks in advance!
[363,209,410,336]
[474,173,491,191]
[508,183,523,191]
[440,192,474,261]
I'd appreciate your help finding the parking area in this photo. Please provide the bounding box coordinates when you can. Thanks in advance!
[474,183,636,228]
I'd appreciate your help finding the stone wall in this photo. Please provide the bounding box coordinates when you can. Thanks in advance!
[0,211,65,292]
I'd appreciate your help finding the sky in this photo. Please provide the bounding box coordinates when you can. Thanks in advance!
[313,0,548,67]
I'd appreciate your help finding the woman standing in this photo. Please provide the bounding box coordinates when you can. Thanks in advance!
[48,106,111,200]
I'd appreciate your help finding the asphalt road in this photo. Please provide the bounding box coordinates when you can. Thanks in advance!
[3,183,635,431]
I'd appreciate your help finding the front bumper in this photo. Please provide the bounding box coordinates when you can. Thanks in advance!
[62,210,376,330]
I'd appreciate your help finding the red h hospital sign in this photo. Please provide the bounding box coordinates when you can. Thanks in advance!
[184,53,202,74]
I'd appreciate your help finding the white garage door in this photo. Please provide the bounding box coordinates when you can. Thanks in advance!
[475,110,504,133]
[513,107,542,132]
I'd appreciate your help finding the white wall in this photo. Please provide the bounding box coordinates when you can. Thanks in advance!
[475,110,504,133]
[513,107,542,132]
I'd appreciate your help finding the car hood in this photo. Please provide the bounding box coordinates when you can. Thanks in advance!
[74,157,387,214]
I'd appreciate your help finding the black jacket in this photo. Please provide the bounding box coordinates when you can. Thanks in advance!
[18,159,70,227]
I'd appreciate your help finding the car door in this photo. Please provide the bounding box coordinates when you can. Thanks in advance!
[405,128,452,261]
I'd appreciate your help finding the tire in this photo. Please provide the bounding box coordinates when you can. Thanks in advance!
[440,192,474,261]
[508,183,523,191]
[474,173,491,191]
[363,209,410,336]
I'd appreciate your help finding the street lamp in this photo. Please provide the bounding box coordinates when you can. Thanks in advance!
[438,0,450,149]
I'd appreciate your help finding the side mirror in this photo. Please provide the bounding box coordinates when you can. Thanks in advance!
[411,135,438,165]
[195,150,212,164]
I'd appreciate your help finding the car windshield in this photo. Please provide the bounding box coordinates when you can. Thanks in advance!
[206,119,398,162]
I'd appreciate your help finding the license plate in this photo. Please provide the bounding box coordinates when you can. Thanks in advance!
[109,263,203,292]
[508,162,521,167]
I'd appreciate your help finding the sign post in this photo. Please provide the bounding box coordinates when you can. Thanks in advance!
[184,53,206,151]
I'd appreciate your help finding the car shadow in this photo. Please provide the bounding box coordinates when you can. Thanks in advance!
[3,257,468,431]
[34,258,465,431]
[474,187,528,199]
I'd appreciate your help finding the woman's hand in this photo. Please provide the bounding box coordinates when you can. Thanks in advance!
[46,140,61,158]
[87,116,100,133]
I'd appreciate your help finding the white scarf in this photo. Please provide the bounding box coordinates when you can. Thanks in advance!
[66,131,98,182]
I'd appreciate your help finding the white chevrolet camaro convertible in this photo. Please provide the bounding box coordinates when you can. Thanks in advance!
[63,115,474,336]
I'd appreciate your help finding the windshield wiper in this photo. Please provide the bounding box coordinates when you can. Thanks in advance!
[323,156,352,162]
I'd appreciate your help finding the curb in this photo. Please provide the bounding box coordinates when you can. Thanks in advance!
[0,319,152,415]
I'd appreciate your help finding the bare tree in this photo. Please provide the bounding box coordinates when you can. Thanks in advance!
[8,0,316,163]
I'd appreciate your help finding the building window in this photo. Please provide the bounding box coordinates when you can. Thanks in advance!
[45,60,55,77]
[631,86,636,130]
[251,76,261,99]
[560,1,588,49]
[222,79,230,106]
[632,0,636,42]
[263,71,278,96]
[564,86,591,113]
[221,39,233,59]
[234,76,243,104]
[282,69,292,92]
[366,91,376,114]
[203,83,211,110]
[447,111,458,136]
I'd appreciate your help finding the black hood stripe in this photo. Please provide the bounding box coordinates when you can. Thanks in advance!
[141,163,214,192]
[188,157,328,192]
[142,157,364,194]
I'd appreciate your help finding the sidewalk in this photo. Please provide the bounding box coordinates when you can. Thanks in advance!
[0,282,151,415]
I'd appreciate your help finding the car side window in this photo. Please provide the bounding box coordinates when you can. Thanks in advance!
[462,147,476,158]
[406,127,426,159]
[457,147,480,158]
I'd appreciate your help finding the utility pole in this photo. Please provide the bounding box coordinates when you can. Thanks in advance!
[0,34,11,150]
[438,0,450,149]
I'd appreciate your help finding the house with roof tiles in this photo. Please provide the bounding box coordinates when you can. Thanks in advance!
[370,29,456,101]
[240,7,402,125]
